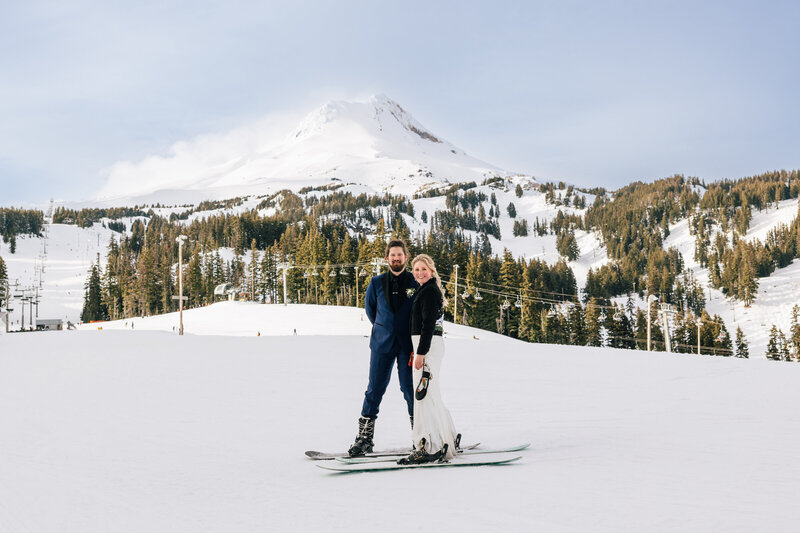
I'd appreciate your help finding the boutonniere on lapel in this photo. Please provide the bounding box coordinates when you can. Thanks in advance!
[406,288,416,298]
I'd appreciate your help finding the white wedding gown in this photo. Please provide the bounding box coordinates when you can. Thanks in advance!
[411,334,458,460]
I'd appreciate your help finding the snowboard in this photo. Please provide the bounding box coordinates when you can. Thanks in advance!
[305,442,479,460]
[336,442,530,464]
[317,454,522,473]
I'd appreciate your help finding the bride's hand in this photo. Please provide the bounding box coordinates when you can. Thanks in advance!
[414,354,424,370]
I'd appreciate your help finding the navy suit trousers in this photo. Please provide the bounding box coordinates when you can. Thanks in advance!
[361,343,414,418]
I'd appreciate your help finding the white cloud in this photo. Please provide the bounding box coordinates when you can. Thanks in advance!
[99,111,303,199]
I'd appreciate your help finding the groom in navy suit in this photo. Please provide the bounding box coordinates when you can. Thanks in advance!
[348,239,419,456]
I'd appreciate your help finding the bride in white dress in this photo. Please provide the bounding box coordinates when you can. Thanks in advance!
[402,254,458,464]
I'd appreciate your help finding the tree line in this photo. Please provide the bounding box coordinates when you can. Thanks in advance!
[78,202,749,358]
[765,305,800,361]
[0,208,44,253]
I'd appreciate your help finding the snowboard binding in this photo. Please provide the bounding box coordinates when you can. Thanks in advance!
[397,439,449,465]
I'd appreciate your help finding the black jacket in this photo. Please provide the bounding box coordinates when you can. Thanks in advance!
[365,271,419,354]
[409,278,443,355]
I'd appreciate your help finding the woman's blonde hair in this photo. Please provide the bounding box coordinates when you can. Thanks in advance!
[411,254,448,307]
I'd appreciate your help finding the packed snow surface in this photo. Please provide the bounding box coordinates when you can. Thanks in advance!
[2,302,799,532]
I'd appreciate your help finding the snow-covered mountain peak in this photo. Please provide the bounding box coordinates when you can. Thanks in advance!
[95,94,506,205]
[289,94,447,148]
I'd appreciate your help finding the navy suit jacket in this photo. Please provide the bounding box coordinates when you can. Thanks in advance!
[365,271,419,355]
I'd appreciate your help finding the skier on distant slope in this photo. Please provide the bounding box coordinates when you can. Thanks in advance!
[348,239,419,457]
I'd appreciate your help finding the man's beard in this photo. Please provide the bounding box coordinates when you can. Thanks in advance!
[389,261,406,273]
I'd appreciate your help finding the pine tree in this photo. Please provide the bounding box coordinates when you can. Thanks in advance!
[320,261,338,305]
[185,245,204,307]
[567,302,587,345]
[136,245,161,316]
[230,217,245,255]
[247,239,260,301]
[101,238,122,319]
[539,308,550,343]
[706,314,733,356]
[0,255,7,308]
[259,248,279,304]
[81,261,108,322]
[634,308,648,349]
[464,252,498,331]
[515,184,523,198]
[209,250,226,298]
[160,244,174,315]
[649,305,665,350]
[517,264,538,341]
[790,304,800,360]
[499,249,522,337]
[556,230,580,261]
[737,255,758,306]
[778,330,791,361]
[766,325,781,360]
[606,305,634,349]
[336,234,356,306]
[507,202,517,218]
[735,326,749,358]
[585,298,602,347]
[130,219,145,254]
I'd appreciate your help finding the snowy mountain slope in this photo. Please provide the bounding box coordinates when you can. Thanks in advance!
[0,223,116,328]
[9,172,800,360]
[3,302,800,532]
[663,197,800,357]
[400,176,610,287]
[97,95,506,203]
[0,171,608,330]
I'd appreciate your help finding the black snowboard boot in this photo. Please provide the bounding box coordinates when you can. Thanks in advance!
[415,370,431,400]
[348,416,375,457]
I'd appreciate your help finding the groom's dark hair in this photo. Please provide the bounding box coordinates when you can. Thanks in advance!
[385,239,408,257]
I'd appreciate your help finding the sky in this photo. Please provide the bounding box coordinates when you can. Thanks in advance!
[1,0,799,204]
